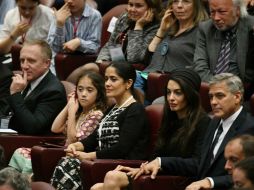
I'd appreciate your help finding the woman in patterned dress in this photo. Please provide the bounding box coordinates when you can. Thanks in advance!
[8,71,107,177]
[50,61,149,190]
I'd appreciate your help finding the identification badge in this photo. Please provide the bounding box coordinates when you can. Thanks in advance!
[107,17,118,33]
[0,116,11,129]
[109,45,126,62]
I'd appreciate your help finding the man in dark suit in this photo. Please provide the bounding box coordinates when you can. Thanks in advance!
[135,73,254,190]
[193,0,254,84]
[0,40,66,135]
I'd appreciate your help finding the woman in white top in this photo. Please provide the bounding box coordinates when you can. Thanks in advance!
[0,0,53,54]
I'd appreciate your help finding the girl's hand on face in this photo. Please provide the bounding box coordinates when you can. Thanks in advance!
[135,9,154,29]
[67,93,79,114]
[11,22,31,39]
[160,9,177,32]
[67,91,76,101]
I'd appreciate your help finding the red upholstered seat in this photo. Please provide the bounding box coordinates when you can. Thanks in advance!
[31,146,65,182]
[10,44,22,70]
[55,53,98,80]
[0,134,65,164]
[146,72,170,102]
[132,175,193,190]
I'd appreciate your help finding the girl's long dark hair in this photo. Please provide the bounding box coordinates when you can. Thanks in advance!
[75,71,107,118]
[156,77,204,154]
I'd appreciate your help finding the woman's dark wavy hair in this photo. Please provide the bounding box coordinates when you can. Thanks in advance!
[75,71,107,118]
[106,61,142,103]
[156,76,204,154]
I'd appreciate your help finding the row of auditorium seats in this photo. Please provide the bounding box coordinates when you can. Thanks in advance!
[30,104,194,190]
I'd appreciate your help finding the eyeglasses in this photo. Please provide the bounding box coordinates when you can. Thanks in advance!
[172,0,192,6]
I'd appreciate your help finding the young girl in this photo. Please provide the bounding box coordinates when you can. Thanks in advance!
[50,62,149,190]
[8,71,107,176]
[51,71,107,145]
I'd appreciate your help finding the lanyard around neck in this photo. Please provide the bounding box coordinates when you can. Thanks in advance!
[19,14,33,44]
[71,16,83,38]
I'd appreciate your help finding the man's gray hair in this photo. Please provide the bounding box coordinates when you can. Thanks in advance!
[233,0,248,17]
[209,73,244,98]
[0,167,31,190]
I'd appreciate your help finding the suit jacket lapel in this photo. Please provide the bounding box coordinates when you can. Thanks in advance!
[236,18,248,79]
[199,119,220,174]
[24,72,51,101]
[211,110,246,165]
[210,29,223,73]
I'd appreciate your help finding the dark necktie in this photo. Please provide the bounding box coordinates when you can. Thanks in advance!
[208,124,223,163]
[22,84,31,98]
[215,32,232,74]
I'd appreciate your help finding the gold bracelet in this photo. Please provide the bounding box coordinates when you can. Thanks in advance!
[9,34,16,41]
[155,35,163,39]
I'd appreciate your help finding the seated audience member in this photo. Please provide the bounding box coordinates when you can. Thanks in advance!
[47,0,102,54]
[50,62,149,190]
[67,0,162,84]
[0,40,66,135]
[8,71,107,175]
[233,157,254,189]
[51,71,107,145]
[0,0,54,54]
[133,73,254,190]
[0,167,31,190]
[224,135,254,175]
[134,0,208,93]
[193,0,254,84]
[90,68,211,190]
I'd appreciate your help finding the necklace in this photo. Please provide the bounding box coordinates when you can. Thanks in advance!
[97,95,134,149]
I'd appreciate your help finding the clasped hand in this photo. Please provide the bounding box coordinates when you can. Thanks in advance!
[64,144,96,161]
[131,158,160,180]
[10,71,28,95]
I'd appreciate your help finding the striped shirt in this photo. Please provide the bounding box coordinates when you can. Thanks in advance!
[47,4,102,54]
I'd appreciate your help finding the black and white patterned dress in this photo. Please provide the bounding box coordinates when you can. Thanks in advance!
[50,107,126,190]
